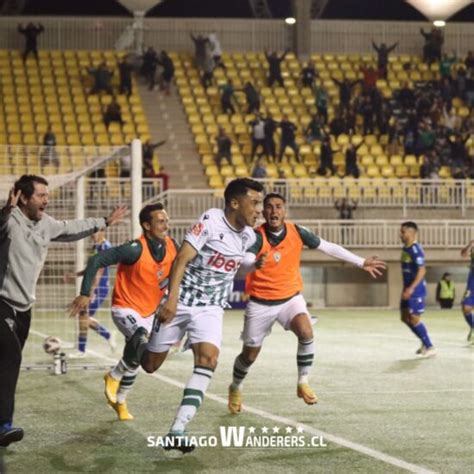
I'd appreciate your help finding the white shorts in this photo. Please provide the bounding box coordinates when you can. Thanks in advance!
[241,294,310,347]
[111,306,155,340]
[147,303,224,353]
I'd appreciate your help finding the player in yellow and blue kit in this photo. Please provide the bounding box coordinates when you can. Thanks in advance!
[460,240,474,342]
[400,222,435,357]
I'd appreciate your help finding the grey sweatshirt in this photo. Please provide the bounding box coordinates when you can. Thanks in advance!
[0,207,106,312]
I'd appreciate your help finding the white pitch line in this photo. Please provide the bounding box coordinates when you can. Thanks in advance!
[29,329,437,474]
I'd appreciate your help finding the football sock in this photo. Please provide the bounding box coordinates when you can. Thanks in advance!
[116,366,139,403]
[230,354,251,391]
[297,338,314,384]
[412,322,433,348]
[78,335,87,353]
[464,312,474,328]
[110,359,132,380]
[170,366,214,433]
[94,324,111,340]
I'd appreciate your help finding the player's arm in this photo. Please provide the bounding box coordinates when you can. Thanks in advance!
[68,241,141,316]
[157,241,197,323]
[460,240,474,258]
[0,188,21,234]
[237,233,266,276]
[402,266,426,300]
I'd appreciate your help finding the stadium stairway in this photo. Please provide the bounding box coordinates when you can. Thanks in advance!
[138,83,207,189]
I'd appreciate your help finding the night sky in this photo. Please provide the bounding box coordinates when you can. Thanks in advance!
[17,0,474,21]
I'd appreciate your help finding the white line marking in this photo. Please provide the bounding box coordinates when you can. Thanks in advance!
[28,329,438,474]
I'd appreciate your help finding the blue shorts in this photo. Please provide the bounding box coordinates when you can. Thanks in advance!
[462,287,474,307]
[400,297,425,315]
[88,286,109,316]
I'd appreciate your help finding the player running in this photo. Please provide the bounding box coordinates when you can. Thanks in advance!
[228,192,386,414]
[460,239,474,342]
[399,221,435,357]
[69,203,177,420]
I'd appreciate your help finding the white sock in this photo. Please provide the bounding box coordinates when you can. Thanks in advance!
[110,359,131,380]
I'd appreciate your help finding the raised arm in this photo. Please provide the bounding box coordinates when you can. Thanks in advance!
[388,42,399,52]
[0,188,21,235]
[372,41,380,52]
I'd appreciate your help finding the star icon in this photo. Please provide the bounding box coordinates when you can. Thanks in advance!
[261,426,268,434]
[272,426,280,433]
[297,426,304,433]
[248,426,256,434]
[285,426,293,434]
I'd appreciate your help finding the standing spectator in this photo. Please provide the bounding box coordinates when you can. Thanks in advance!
[214,127,232,168]
[332,78,359,113]
[420,27,444,64]
[88,62,114,95]
[465,50,474,75]
[398,82,415,110]
[251,157,267,179]
[436,273,455,309]
[305,114,324,143]
[219,79,236,115]
[141,47,158,90]
[264,113,278,161]
[301,60,317,88]
[157,51,174,95]
[118,57,133,97]
[361,95,375,135]
[18,22,44,62]
[265,49,289,87]
[190,33,209,70]
[318,136,337,176]
[372,40,398,79]
[241,82,260,114]
[278,115,300,163]
[103,99,124,130]
[142,139,166,176]
[208,32,225,69]
[360,66,379,93]
[201,52,215,89]
[335,198,357,244]
[0,175,127,447]
[249,114,266,162]
[40,125,59,168]
[345,142,362,178]
[155,166,170,192]
[313,84,329,124]
[439,53,457,80]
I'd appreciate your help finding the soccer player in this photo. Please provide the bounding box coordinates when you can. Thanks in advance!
[228,193,386,414]
[69,203,177,421]
[0,174,127,447]
[127,178,264,453]
[460,239,474,342]
[69,230,116,358]
[399,222,435,357]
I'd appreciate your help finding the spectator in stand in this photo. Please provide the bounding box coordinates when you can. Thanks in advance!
[439,77,454,111]
[278,115,300,163]
[360,95,375,135]
[265,49,289,87]
[201,52,215,89]
[18,22,44,62]
[305,114,325,143]
[208,32,225,70]
[220,79,236,115]
[241,82,260,114]
[335,198,357,219]
[249,114,266,162]
[214,127,232,168]
[439,53,457,80]
[264,113,278,161]
[141,47,158,90]
[345,142,362,178]
[329,114,345,137]
[103,99,124,129]
[301,60,317,88]
[448,133,470,167]
[332,77,359,113]
[142,139,166,176]
[466,72,474,107]
[251,157,267,179]
[313,84,329,124]
[372,41,398,79]
[399,82,415,110]
[465,51,474,75]
[88,62,114,95]
[157,51,174,95]
[420,27,444,64]
[454,67,467,101]
[40,126,59,167]
[318,136,336,176]
[155,166,170,192]
[361,66,379,94]
[190,33,209,70]
[118,57,133,97]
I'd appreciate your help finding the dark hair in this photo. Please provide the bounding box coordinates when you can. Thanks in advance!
[264,192,286,206]
[139,203,164,226]
[401,221,418,231]
[224,178,264,206]
[14,175,48,200]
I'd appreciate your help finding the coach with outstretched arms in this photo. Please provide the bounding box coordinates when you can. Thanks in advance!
[0,174,127,447]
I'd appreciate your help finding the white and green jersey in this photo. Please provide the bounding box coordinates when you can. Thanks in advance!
[180,208,256,307]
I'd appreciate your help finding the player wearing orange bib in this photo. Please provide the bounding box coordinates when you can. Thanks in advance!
[69,203,177,420]
[228,193,386,414]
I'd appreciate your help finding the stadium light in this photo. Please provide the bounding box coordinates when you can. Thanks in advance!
[433,20,446,27]
[406,0,471,21]
[285,17,296,25]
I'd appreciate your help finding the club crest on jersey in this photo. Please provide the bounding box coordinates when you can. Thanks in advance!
[241,235,249,251]
[273,252,281,262]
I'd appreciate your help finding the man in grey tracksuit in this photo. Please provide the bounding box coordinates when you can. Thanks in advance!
[0,174,127,447]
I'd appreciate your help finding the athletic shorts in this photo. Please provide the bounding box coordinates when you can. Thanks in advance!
[111,306,155,340]
[462,287,474,307]
[88,285,109,316]
[241,294,310,347]
[147,303,224,353]
[400,297,425,315]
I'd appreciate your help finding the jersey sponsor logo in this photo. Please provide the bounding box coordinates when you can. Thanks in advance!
[208,251,241,272]
[191,222,204,236]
